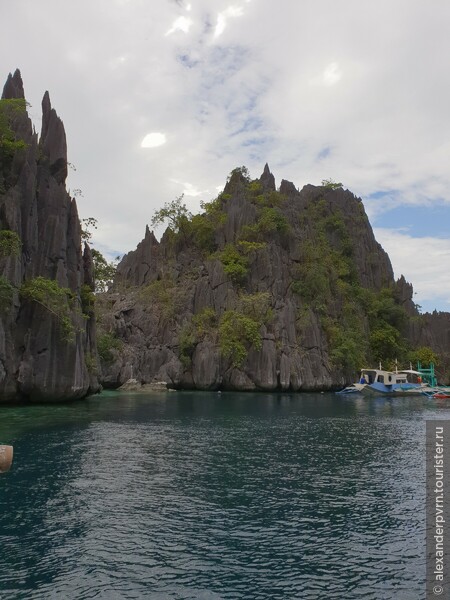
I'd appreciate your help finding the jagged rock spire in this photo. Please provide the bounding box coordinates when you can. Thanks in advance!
[259,163,276,191]
[1,68,25,100]
[39,90,68,184]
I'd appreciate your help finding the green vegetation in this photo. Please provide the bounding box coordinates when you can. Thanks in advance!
[151,193,192,238]
[80,218,119,292]
[0,276,15,313]
[97,332,123,364]
[139,277,188,322]
[80,283,95,317]
[241,206,290,243]
[20,276,77,341]
[237,240,267,253]
[227,166,250,184]
[218,310,262,368]
[215,244,249,284]
[239,291,272,323]
[291,197,411,372]
[321,178,343,190]
[409,346,438,368]
[178,292,273,369]
[0,98,28,175]
[0,229,21,313]
[91,249,118,293]
[218,294,272,367]
[179,307,219,367]
[0,230,21,257]
[149,194,227,255]
[80,217,98,243]
[84,351,98,375]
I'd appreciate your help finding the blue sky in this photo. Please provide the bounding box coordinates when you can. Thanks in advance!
[1,0,450,313]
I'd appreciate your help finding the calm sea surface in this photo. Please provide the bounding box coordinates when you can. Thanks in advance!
[1,390,449,599]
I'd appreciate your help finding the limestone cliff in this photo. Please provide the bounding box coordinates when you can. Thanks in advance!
[97,165,449,390]
[0,70,99,401]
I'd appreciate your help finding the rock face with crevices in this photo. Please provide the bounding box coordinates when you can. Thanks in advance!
[98,164,450,390]
[0,70,99,402]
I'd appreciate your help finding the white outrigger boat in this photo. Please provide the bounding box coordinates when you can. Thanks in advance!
[337,362,438,396]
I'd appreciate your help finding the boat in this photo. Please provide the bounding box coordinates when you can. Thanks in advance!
[0,445,13,473]
[432,392,450,400]
[337,362,437,397]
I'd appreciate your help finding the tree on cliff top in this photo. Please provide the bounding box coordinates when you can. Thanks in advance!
[81,217,119,292]
[150,194,192,237]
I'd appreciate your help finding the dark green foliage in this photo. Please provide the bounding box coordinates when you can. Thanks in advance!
[79,218,119,291]
[200,196,227,221]
[179,307,219,367]
[258,207,289,234]
[409,346,439,367]
[239,291,272,324]
[0,98,28,165]
[179,293,273,369]
[97,332,123,363]
[80,283,95,316]
[215,244,249,284]
[139,278,187,322]
[85,352,98,375]
[369,325,403,362]
[227,166,250,182]
[0,275,15,313]
[237,240,267,253]
[80,217,98,243]
[218,310,262,368]
[20,276,76,341]
[91,249,118,293]
[186,214,216,253]
[192,307,218,334]
[322,313,367,372]
[0,230,21,257]
[291,195,410,371]
[248,181,263,195]
[0,99,28,193]
[151,194,192,235]
[179,325,197,368]
[238,178,290,244]
[321,178,343,190]
[240,207,289,242]
[218,292,273,367]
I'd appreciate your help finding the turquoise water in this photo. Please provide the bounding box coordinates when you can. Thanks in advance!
[0,391,448,599]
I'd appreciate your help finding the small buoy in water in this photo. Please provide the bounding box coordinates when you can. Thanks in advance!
[0,445,13,473]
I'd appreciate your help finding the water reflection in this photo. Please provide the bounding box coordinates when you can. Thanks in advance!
[0,390,449,599]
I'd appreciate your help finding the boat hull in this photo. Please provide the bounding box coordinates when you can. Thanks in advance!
[360,382,427,396]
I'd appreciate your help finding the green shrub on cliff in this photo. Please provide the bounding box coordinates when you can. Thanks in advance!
[0,98,28,164]
[218,310,262,368]
[216,244,249,284]
[151,194,192,236]
[0,230,21,256]
[20,277,77,341]
[97,332,123,364]
[0,276,14,313]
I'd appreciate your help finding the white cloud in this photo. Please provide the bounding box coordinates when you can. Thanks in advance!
[170,180,208,197]
[2,0,450,310]
[141,133,167,148]
[375,228,450,313]
[214,6,245,37]
[166,15,193,35]
[322,62,342,86]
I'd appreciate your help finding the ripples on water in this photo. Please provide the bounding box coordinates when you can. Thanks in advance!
[0,391,448,599]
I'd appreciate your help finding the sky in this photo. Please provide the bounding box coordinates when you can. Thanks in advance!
[1,0,450,313]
